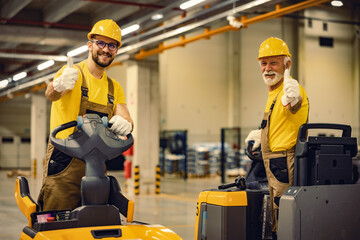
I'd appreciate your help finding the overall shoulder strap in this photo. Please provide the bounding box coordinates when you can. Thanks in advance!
[74,64,88,97]
[107,76,114,105]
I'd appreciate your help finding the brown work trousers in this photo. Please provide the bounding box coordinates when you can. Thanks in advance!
[38,142,85,211]
[260,99,295,234]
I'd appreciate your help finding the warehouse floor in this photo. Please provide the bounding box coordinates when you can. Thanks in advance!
[0,170,228,240]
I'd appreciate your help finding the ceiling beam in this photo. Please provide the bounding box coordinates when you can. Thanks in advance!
[0,52,68,62]
[44,0,89,23]
[0,42,19,50]
[91,4,139,23]
[0,25,87,46]
[0,0,32,19]
[85,0,166,9]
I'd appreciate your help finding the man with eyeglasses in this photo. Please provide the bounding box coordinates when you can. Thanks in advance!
[38,19,134,211]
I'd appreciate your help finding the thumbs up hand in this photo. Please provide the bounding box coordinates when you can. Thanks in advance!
[281,69,300,107]
[52,57,79,93]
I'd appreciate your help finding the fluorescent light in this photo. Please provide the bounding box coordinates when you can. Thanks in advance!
[180,0,205,10]
[37,60,55,71]
[151,13,164,20]
[0,79,9,88]
[13,72,27,81]
[67,45,88,57]
[331,0,343,7]
[245,0,270,8]
[122,24,140,36]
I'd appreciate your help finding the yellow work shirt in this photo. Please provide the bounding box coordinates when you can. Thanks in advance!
[50,60,126,139]
[264,82,309,152]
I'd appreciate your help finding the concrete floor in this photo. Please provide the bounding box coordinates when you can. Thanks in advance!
[0,170,227,240]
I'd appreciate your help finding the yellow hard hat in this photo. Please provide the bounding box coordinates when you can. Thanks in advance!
[257,37,291,60]
[88,19,122,47]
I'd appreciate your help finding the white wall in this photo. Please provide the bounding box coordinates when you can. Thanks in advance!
[0,136,30,168]
[106,63,127,93]
[239,19,285,132]
[0,96,31,136]
[0,97,31,168]
[301,8,356,129]
[159,30,229,144]
[0,94,51,168]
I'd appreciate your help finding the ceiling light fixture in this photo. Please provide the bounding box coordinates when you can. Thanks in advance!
[331,0,343,7]
[151,13,164,21]
[67,45,88,57]
[0,79,9,89]
[122,24,140,36]
[37,60,55,71]
[13,72,27,81]
[180,0,205,10]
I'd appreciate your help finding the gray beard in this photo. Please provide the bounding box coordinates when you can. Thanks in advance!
[262,71,283,86]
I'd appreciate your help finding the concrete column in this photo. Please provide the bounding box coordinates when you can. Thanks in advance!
[354,12,360,139]
[30,93,47,180]
[126,60,159,195]
[227,31,241,128]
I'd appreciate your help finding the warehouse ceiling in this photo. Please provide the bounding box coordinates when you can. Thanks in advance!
[0,0,358,101]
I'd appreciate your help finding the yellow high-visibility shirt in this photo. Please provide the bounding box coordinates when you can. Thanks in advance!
[50,60,126,139]
[264,82,309,152]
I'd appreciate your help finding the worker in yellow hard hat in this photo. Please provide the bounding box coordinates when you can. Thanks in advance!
[245,37,309,239]
[38,19,134,211]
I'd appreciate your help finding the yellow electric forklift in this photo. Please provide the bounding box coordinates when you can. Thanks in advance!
[195,123,360,240]
[15,114,183,240]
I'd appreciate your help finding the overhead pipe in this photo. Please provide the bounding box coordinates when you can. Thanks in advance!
[241,0,331,27]
[135,25,238,60]
[134,0,330,60]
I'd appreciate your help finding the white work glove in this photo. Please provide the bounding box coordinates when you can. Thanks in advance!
[52,57,79,92]
[245,129,261,151]
[281,69,300,107]
[109,115,132,136]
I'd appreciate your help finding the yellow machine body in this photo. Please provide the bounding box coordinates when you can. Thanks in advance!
[20,224,182,240]
[15,177,37,227]
[16,177,182,240]
[195,190,248,240]
[194,188,269,240]
[197,190,248,206]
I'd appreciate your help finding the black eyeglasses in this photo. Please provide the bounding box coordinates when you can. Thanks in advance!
[90,40,118,51]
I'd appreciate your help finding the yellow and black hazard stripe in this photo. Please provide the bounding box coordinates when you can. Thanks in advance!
[134,165,140,195]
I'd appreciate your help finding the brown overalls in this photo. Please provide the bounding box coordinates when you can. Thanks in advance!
[260,95,295,235]
[38,65,115,211]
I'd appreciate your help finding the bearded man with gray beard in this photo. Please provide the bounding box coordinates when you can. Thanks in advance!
[244,37,309,240]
